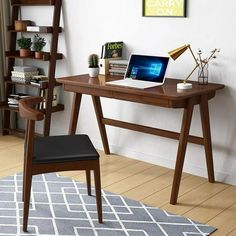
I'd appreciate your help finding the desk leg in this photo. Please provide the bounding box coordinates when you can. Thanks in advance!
[92,96,110,155]
[69,93,82,135]
[170,99,194,205]
[200,95,215,183]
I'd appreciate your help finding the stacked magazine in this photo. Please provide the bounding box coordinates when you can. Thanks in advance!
[109,60,128,76]
[11,66,38,84]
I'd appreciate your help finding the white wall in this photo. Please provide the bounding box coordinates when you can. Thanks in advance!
[23,0,236,185]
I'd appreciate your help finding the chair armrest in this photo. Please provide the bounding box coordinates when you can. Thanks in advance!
[19,97,44,121]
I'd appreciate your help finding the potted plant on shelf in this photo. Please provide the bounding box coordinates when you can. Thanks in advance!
[88,54,100,77]
[17,36,32,57]
[32,34,46,59]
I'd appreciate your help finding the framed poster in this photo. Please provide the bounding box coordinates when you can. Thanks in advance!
[143,0,187,17]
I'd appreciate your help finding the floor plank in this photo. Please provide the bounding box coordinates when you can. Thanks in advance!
[207,203,236,236]
[226,228,236,236]
[0,135,236,236]
[143,174,207,207]
[161,182,228,215]
[105,165,170,194]
[122,170,189,201]
[183,186,236,223]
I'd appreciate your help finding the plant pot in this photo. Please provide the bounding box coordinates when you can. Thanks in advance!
[19,48,31,57]
[35,51,44,59]
[88,67,99,77]
[14,20,31,31]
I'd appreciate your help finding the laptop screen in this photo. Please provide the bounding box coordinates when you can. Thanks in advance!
[125,54,169,83]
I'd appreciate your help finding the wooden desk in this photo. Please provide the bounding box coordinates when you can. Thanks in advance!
[57,74,224,205]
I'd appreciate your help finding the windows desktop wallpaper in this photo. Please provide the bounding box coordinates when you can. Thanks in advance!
[126,55,169,82]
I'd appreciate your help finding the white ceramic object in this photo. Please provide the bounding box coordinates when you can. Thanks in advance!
[88,67,99,77]
[177,82,192,90]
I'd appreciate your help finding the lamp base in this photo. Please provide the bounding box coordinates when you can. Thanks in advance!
[177,82,192,90]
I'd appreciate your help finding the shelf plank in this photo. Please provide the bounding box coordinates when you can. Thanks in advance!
[7,26,62,33]
[39,104,65,114]
[5,51,63,61]
[0,103,64,114]
[5,80,48,90]
[0,103,19,112]
[11,0,55,6]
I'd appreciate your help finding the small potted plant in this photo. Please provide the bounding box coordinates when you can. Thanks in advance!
[17,36,32,57]
[32,34,46,59]
[88,54,99,77]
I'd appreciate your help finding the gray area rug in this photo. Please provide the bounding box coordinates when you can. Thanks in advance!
[0,173,216,236]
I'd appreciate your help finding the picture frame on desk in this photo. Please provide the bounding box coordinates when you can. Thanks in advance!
[143,0,187,17]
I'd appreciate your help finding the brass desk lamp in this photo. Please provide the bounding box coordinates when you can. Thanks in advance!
[168,45,199,90]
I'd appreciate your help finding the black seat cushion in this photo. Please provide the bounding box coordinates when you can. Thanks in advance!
[33,134,99,164]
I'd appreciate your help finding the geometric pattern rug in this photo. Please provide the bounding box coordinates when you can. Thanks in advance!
[0,173,216,236]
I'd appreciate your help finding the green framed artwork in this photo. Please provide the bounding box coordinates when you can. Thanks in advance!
[143,0,187,17]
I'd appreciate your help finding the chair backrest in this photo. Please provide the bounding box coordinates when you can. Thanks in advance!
[19,97,45,164]
[19,97,44,121]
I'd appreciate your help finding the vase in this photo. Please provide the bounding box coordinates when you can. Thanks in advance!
[198,64,208,85]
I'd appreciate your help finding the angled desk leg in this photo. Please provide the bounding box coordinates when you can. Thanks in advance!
[92,96,110,155]
[200,95,215,183]
[68,93,82,135]
[170,99,194,205]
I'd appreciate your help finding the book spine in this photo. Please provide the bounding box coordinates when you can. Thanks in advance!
[109,72,125,76]
[11,77,30,83]
[109,69,126,74]
[110,64,127,70]
[11,71,39,78]
[26,26,47,32]
[13,66,38,72]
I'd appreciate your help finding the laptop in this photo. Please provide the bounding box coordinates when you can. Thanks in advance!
[106,54,169,89]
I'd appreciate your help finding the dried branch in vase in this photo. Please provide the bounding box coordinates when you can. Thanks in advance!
[197,48,220,84]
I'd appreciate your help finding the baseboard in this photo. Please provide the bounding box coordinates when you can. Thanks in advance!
[91,138,236,186]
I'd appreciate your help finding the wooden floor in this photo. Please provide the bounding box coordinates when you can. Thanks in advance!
[1,135,236,236]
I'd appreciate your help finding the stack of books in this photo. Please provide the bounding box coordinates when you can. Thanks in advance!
[11,66,38,84]
[8,93,30,107]
[109,60,128,76]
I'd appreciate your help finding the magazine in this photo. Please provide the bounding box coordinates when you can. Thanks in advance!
[101,41,123,59]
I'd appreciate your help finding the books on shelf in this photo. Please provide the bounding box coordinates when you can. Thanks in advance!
[11,66,39,84]
[13,66,38,72]
[30,75,48,86]
[101,41,123,59]
[108,59,128,76]
[11,71,39,78]
[26,26,48,32]
[41,86,60,109]
[8,93,30,107]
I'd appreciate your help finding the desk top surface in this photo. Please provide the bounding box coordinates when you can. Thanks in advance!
[57,74,224,101]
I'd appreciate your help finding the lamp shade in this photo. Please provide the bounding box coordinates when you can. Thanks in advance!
[168,45,189,60]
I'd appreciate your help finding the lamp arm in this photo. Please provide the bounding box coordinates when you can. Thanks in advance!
[184,64,199,83]
[188,45,199,65]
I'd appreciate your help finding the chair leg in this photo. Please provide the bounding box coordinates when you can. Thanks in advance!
[23,172,32,232]
[86,170,91,196]
[22,171,25,202]
[22,160,27,202]
[94,164,103,224]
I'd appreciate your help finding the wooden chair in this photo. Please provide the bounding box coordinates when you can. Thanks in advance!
[18,96,102,232]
